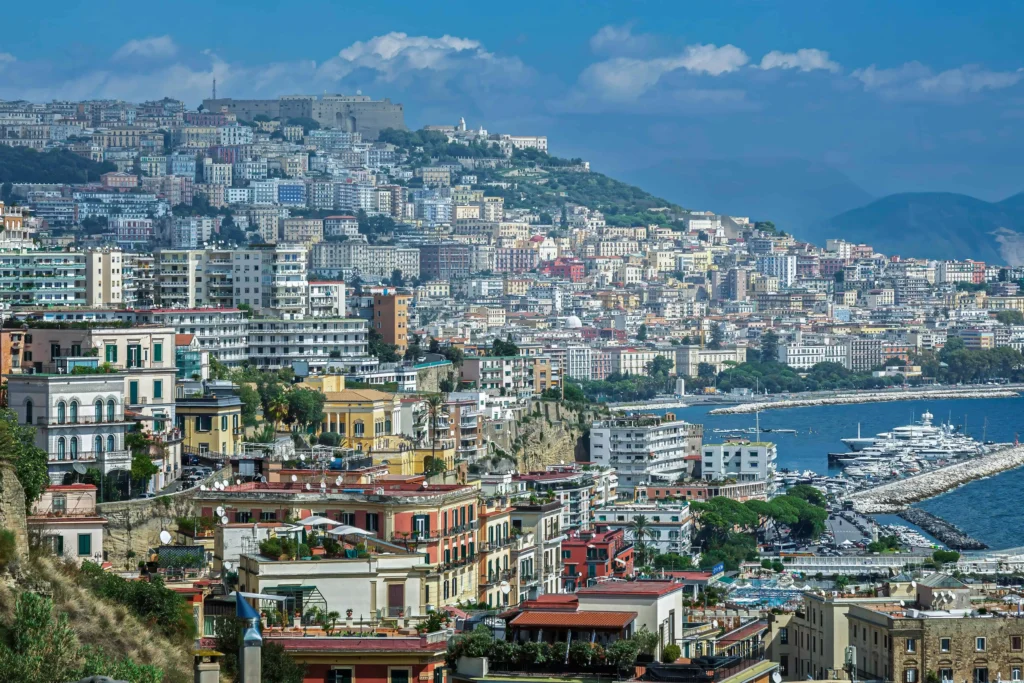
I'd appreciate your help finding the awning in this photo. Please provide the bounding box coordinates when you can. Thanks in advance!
[297,515,336,527]
[326,524,374,537]
[233,591,288,603]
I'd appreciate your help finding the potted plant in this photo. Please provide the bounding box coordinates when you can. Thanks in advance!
[346,608,353,619]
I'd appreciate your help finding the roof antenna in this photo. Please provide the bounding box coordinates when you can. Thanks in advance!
[212,78,217,100]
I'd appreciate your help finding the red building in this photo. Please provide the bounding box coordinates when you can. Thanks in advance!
[560,528,634,592]
[544,258,585,283]
[271,632,448,683]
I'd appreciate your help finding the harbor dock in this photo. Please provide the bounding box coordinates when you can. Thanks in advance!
[896,507,987,550]
[709,387,1019,415]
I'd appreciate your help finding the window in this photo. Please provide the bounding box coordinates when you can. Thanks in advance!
[57,401,66,424]
[105,344,117,363]
[94,435,103,453]
[940,637,951,652]
[153,342,163,363]
[153,380,163,400]
[328,670,352,683]
[260,511,276,521]
[24,399,32,425]
[221,416,228,431]
[107,399,116,421]
[195,416,212,432]
[975,669,989,683]
[977,637,987,652]
[53,495,66,513]
[390,669,410,683]
[69,400,78,423]
[70,437,78,460]
[1013,636,1023,652]
[107,435,115,452]
[77,533,92,557]
[57,437,66,460]
[366,513,379,532]
[129,381,139,405]
[906,638,917,653]
[906,669,918,683]
[780,627,789,645]
[50,343,61,360]
[940,669,953,682]
[780,656,789,677]
[1013,669,1022,682]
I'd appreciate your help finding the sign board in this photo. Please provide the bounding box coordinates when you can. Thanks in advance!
[712,563,725,575]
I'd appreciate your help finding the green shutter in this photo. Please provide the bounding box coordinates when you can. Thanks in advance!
[221,415,228,431]
[153,342,163,362]
[153,380,163,399]
[129,381,139,405]
[106,344,117,363]
[78,533,92,556]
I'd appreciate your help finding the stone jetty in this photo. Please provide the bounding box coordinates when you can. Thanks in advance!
[897,507,987,550]
[708,387,1019,415]
[848,444,1024,514]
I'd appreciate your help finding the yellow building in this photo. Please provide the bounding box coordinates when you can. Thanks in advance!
[175,384,245,457]
[304,376,402,452]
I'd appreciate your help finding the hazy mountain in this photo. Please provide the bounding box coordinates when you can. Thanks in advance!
[625,158,874,238]
[817,192,1024,264]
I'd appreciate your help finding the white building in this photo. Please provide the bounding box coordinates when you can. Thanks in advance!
[308,281,346,318]
[246,317,373,373]
[777,343,849,370]
[700,440,777,484]
[757,254,798,287]
[592,502,692,555]
[28,484,106,565]
[589,415,695,496]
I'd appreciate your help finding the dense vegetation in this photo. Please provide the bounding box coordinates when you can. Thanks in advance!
[0,145,116,186]
[914,337,1024,384]
[689,487,828,571]
[0,409,50,511]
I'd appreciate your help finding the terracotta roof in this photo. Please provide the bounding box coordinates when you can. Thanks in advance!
[662,571,717,581]
[576,581,682,598]
[719,620,768,644]
[510,610,636,629]
[175,334,195,346]
[271,636,446,652]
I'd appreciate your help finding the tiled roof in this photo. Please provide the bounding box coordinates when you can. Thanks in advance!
[510,610,637,629]
[719,620,768,644]
[175,334,195,345]
[577,581,682,597]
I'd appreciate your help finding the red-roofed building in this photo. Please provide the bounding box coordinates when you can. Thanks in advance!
[27,484,106,565]
[576,581,685,661]
[268,631,447,683]
[561,528,635,592]
[507,609,637,645]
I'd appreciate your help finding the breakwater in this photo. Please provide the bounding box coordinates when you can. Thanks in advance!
[896,507,987,550]
[848,445,1024,513]
[708,388,1019,415]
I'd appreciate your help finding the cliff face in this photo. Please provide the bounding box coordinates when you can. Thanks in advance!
[507,400,599,472]
[0,463,29,561]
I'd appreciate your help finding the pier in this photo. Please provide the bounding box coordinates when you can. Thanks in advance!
[708,387,1020,415]
[896,507,987,550]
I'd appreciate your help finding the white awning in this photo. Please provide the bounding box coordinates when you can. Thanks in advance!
[232,591,288,603]
[297,515,336,527]
[326,524,374,537]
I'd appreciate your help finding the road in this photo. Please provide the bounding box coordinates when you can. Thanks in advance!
[826,513,871,546]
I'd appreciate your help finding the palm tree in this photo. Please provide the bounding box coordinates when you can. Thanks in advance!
[267,397,288,432]
[628,514,656,570]
[424,394,447,472]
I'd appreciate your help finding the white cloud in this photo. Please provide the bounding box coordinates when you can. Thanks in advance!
[317,32,528,84]
[589,23,657,56]
[575,43,749,102]
[113,35,178,61]
[852,61,1023,99]
[758,48,840,73]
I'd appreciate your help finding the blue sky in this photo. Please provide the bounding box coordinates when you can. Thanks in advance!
[3,0,1024,204]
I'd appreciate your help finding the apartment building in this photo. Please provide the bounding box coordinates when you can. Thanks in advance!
[310,239,420,280]
[372,289,412,354]
[0,251,87,307]
[478,498,516,609]
[84,249,124,307]
[511,500,565,600]
[28,484,106,565]
[308,281,346,318]
[589,414,698,496]
[145,308,249,367]
[460,356,532,398]
[246,317,370,372]
[175,382,245,458]
[561,528,635,592]
[675,344,748,378]
[701,440,778,483]
[281,217,324,247]
[592,502,692,555]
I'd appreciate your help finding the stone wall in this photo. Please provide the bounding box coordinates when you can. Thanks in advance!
[505,399,597,472]
[416,364,456,394]
[0,463,28,561]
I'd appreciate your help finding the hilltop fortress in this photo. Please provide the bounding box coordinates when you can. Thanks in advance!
[201,93,406,139]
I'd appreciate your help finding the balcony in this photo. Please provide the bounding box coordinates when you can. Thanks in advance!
[47,449,129,465]
[480,568,516,586]
[39,414,128,427]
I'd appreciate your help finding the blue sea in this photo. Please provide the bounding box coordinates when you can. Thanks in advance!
[647,396,1024,550]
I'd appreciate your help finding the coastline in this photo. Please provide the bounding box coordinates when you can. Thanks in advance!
[707,387,1020,415]
[847,444,1024,514]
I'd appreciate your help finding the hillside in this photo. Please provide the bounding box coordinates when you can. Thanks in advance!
[0,144,117,186]
[626,157,873,237]
[817,192,1024,263]
[379,128,684,226]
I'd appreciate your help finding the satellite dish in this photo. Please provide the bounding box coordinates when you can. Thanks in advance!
[215,506,226,517]
[305,483,311,490]
[220,515,230,525]
[200,485,207,491]
[235,478,241,485]
[911,581,917,588]
[299,454,306,461]
[223,561,233,571]
[159,530,172,544]
[291,474,298,482]
[899,600,906,607]
[221,480,229,488]
[73,463,88,475]
[499,581,511,595]
[335,476,342,486]
[773,673,783,683]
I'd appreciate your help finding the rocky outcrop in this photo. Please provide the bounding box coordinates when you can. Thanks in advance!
[709,388,1019,415]
[507,400,600,472]
[0,463,28,561]
[848,445,1024,513]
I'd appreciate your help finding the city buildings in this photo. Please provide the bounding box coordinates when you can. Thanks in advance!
[589,415,701,496]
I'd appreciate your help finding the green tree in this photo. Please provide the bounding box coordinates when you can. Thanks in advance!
[636,324,648,341]
[933,549,961,565]
[368,328,401,363]
[996,309,1024,325]
[238,383,260,426]
[628,515,656,569]
[646,355,673,377]
[0,591,80,683]
[492,335,519,357]
[697,362,717,380]
[759,330,780,363]
[708,323,724,350]
[286,388,326,431]
[0,409,49,510]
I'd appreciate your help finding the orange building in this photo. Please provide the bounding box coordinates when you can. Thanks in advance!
[372,289,412,354]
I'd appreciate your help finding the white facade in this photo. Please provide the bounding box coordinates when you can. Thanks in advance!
[589,416,694,496]
[246,317,372,372]
[700,440,777,483]
[592,503,692,555]
[777,343,849,370]
[757,254,798,287]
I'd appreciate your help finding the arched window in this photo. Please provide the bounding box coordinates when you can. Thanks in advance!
[24,400,33,425]
[57,437,66,460]
[94,435,103,453]
[70,437,78,460]
[94,399,103,423]
[57,401,66,424]
[354,421,365,437]
[107,399,116,422]
[69,400,78,424]
[107,435,115,452]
